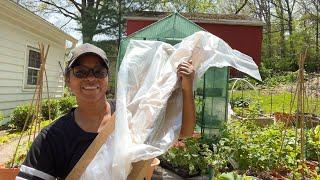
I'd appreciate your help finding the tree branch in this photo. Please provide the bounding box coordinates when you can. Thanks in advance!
[39,0,79,19]
[69,0,82,13]
[270,12,289,22]
[235,0,249,14]
[60,17,73,29]
[95,0,101,9]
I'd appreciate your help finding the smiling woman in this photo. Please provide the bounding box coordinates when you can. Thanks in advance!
[67,55,109,105]
[16,43,196,180]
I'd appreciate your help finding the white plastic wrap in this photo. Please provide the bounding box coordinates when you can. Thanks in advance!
[81,31,261,180]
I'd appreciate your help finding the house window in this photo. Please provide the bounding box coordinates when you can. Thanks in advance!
[26,48,41,85]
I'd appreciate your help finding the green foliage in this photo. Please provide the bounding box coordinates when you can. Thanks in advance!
[162,120,320,178]
[216,172,253,180]
[259,62,273,80]
[230,96,250,108]
[63,87,73,97]
[58,96,76,114]
[0,134,17,146]
[157,0,217,13]
[0,111,3,121]
[161,136,213,176]
[9,104,35,131]
[306,125,320,161]
[214,121,299,172]
[8,95,76,131]
[41,99,59,120]
[0,111,4,125]
[263,71,298,87]
[0,120,51,146]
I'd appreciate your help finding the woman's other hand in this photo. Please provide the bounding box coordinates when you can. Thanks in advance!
[177,60,195,91]
[177,59,196,138]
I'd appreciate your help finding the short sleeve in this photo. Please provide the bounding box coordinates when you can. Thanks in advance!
[16,130,57,180]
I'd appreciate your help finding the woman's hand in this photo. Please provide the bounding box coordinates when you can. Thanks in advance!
[177,60,195,91]
[177,60,196,138]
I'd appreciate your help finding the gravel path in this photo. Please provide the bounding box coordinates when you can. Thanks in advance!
[0,134,37,165]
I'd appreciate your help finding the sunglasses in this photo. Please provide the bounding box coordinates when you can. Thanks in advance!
[72,65,108,79]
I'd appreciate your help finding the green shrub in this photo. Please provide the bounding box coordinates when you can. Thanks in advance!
[263,71,298,87]
[41,99,59,120]
[58,96,76,114]
[0,111,4,125]
[258,62,273,80]
[10,104,35,131]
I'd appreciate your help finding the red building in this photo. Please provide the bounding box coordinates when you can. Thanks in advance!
[124,12,263,66]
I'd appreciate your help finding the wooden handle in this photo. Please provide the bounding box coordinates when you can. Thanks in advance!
[127,159,153,180]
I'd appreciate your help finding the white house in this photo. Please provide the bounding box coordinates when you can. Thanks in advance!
[0,0,77,123]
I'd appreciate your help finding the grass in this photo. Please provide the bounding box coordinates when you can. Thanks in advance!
[230,90,320,115]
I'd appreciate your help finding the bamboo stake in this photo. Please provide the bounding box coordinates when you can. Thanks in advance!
[10,43,50,168]
[298,50,307,162]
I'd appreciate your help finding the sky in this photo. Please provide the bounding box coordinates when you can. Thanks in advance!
[43,12,112,45]
[46,13,82,44]
[19,0,83,44]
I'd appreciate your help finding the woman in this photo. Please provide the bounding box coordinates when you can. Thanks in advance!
[16,43,196,179]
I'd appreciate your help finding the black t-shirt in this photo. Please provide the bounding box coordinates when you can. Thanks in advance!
[17,100,116,180]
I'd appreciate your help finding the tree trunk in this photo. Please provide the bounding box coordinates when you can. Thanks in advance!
[254,0,273,59]
[80,3,98,43]
[82,29,95,43]
[117,0,122,48]
[264,0,272,59]
[276,0,286,59]
[316,0,319,67]
[284,0,296,70]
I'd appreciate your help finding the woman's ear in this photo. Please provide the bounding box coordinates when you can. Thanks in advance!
[64,72,71,87]
[65,77,70,87]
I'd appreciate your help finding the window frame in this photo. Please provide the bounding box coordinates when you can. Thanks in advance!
[23,46,41,90]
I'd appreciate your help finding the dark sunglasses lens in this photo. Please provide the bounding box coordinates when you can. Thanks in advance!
[73,66,108,79]
[93,68,108,78]
[73,67,89,78]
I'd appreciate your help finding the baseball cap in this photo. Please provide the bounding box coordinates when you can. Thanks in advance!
[66,43,109,69]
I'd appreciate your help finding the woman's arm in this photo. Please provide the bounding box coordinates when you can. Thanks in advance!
[177,60,196,138]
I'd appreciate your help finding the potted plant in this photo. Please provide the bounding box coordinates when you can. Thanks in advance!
[0,164,20,180]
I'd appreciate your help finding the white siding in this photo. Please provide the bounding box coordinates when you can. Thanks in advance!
[0,18,66,121]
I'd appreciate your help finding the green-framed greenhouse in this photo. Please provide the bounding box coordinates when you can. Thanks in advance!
[117,13,229,136]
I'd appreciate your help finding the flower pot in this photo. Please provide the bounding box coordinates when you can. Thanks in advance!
[0,165,20,180]
[146,158,160,180]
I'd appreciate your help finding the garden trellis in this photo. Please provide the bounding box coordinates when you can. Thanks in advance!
[10,43,51,167]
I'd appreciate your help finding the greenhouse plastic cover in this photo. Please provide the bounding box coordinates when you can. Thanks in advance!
[80,31,261,179]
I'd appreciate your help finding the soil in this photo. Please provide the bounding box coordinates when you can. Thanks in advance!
[152,165,210,180]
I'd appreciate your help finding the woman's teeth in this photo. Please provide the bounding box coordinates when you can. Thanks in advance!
[83,86,98,90]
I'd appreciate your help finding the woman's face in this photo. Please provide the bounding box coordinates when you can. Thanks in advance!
[67,55,108,104]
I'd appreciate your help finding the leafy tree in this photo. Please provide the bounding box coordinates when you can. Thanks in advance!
[155,0,218,13]
[19,0,159,43]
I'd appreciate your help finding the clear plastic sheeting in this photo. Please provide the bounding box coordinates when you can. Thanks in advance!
[81,31,261,180]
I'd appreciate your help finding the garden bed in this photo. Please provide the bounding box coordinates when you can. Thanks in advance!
[160,119,320,179]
